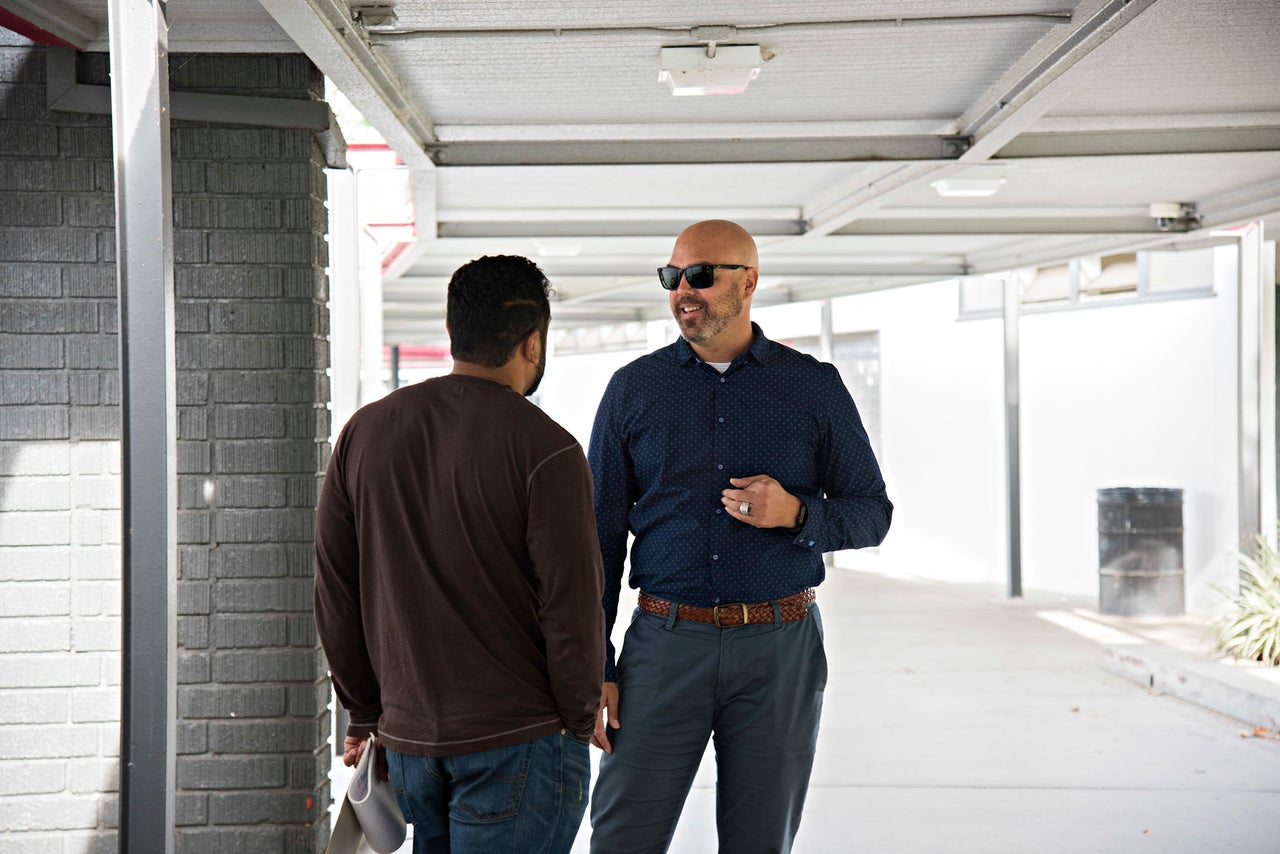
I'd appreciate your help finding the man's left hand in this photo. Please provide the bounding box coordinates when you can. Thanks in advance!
[343,734,389,781]
[722,475,802,529]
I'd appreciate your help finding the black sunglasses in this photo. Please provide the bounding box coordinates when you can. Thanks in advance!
[657,264,751,290]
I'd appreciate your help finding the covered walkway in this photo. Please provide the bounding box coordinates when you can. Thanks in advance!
[568,568,1280,853]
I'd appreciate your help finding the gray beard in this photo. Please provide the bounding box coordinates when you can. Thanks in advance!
[675,290,743,344]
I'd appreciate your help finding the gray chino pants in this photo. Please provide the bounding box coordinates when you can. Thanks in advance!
[589,600,828,853]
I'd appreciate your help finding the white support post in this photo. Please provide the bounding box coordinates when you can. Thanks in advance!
[1238,223,1270,551]
[1264,239,1278,546]
[326,168,361,433]
[109,0,177,851]
[358,227,385,405]
[819,299,834,363]
[1003,272,1023,598]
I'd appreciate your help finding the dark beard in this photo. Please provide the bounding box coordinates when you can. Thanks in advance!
[524,348,547,397]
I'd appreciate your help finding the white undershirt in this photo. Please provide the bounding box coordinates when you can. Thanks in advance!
[706,361,731,373]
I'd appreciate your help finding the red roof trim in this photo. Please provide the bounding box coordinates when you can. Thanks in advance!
[0,10,80,49]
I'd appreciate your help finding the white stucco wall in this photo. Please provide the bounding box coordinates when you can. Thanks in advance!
[825,251,1240,614]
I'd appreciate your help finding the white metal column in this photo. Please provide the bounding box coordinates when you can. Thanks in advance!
[1265,240,1278,547]
[819,298,834,362]
[1003,273,1023,598]
[1238,222,1274,551]
[326,168,361,431]
[109,0,177,850]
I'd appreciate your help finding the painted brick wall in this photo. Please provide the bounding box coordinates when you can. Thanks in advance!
[0,38,331,853]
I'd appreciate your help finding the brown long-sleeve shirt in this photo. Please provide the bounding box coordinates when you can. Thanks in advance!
[314,374,605,757]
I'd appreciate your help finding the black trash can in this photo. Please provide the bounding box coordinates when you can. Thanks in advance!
[1097,487,1185,616]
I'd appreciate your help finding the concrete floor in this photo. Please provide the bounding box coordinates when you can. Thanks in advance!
[568,568,1280,853]
[334,568,1280,853]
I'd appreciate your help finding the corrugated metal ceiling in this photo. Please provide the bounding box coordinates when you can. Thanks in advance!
[3,0,1278,343]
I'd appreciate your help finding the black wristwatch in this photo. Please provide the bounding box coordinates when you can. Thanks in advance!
[782,500,808,536]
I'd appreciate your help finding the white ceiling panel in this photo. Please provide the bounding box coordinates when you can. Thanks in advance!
[1044,0,1280,118]
[3,0,1277,346]
[379,20,1055,125]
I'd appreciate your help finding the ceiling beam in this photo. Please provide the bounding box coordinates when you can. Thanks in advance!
[0,0,98,48]
[387,275,649,291]
[1032,112,1280,134]
[959,180,1280,274]
[437,219,807,239]
[432,120,961,142]
[437,206,803,223]
[998,127,1280,159]
[1196,176,1280,231]
[956,0,1160,162]
[385,306,645,321]
[255,0,436,169]
[834,217,1162,236]
[366,11,1071,39]
[426,137,969,167]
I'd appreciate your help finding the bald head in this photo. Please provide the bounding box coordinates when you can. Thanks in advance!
[666,220,759,359]
[671,220,759,269]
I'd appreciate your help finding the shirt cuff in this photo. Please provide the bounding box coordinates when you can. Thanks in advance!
[789,496,818,549]
[345,711,381,740]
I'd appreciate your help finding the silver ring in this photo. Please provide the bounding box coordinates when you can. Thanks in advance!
[739,501,751,516]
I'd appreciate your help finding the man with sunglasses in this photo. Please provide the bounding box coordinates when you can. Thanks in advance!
[587,220,892,852]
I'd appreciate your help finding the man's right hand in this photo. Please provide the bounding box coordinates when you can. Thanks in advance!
[591,681,620,753]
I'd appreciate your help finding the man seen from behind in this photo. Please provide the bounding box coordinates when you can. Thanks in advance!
[315,254,605,853]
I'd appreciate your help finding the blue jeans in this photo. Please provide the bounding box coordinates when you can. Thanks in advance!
[590,602,827,853]
[387,730,590,854]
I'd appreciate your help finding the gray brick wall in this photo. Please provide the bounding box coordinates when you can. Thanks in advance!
[0,44,331,853]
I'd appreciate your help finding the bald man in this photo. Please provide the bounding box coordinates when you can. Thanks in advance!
[587,221,893,852]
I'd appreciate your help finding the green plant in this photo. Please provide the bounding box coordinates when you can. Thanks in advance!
[1214,533,1280,666]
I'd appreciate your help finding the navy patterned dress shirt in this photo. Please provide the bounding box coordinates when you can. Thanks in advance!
[589,323,893,679]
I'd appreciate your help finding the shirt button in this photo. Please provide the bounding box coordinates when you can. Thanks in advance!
[712,554,719,560]
[808,540,815,547]
[719,377,726,383]
[716,508,722,514]
[716,463,723,470]
[717,417,724,423]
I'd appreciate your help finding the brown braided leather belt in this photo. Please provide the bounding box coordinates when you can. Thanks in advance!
[637,589,815,628]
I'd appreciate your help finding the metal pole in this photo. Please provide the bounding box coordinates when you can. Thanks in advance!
[109,1,177,851]
[1238,223,1267,551]
[1003,274,1023,598]
[326,168,361,431]
[390,344,401,389]
[1264,239,1278,548]
[819,298,834,363]
[819,299,835,569]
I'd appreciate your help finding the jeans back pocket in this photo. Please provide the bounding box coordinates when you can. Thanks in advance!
[448,738,536,823]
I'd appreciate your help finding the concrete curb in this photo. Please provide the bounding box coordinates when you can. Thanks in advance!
[1103,643,1280,731]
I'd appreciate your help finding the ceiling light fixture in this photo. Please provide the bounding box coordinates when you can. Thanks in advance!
[658,44,762,96]
[930,165,1007,198]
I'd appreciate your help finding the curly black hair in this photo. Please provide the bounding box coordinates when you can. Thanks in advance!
[446,255,552,368]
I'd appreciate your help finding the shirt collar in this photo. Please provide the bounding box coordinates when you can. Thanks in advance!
[672,322,771,366]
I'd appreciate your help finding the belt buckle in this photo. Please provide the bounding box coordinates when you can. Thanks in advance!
[713,602,749,628]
